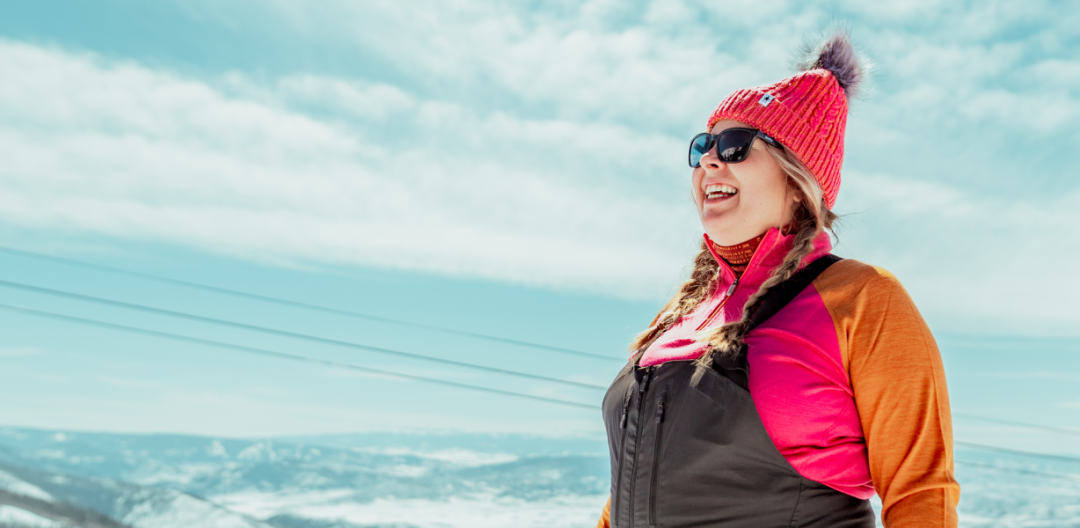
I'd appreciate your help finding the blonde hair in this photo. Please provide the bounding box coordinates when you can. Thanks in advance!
[630,143,838,361]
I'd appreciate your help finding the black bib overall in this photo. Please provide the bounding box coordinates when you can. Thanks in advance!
[602,256,876,527]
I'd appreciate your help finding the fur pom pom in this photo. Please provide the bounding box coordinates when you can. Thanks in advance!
[796,29,866,99]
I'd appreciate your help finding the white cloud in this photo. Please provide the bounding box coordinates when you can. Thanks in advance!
[252,0,786,130]
[0,40,699,299]
[839,171,1080,336]
[3,0,1080,336]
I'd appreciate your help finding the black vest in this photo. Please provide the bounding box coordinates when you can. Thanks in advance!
[603,255,876,527]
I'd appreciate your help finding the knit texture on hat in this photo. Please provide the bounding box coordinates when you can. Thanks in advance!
[706,32,865,209]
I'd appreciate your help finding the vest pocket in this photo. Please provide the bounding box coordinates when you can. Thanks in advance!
[648,388,668,527]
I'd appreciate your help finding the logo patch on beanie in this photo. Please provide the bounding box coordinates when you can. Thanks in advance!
[758,93,775,107]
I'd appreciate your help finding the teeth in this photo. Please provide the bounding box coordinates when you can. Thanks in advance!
[704,184,737,198]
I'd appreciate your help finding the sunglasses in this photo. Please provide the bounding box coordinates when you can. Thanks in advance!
[688,128,782,168]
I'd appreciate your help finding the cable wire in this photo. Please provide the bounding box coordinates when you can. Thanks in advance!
[956,441,1080,465]
[0,279,608,391]
[11,295,1080,466]
[956,460,1080,481]
[955,413,1080,438]
[0,246,622,361]
[0,303,600,411]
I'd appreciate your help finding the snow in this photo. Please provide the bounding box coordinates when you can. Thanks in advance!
[955,461,1080,527]
[0,505,62,528]
[214,489,357,519]
[208,440,228,458]
[120,490,272,528]
[220,492,607,528]
[357,447,520,467]
[131,462,222,487]
[1,427,1079,527]
[0,470,54,501]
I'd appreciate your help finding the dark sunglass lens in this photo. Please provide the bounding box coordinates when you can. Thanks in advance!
[714,129,756,163]
[688,134,711,168]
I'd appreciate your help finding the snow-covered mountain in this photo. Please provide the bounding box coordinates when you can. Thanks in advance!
[0,460,271,528]
[0,426,1076,527]
[0,428,608,528]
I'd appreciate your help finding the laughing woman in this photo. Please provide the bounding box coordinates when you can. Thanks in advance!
[596,32,959,527]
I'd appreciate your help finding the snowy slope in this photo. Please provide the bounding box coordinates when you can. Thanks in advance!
[0,461,270,528]
[0,505,63,528]
[0,426,1077,527]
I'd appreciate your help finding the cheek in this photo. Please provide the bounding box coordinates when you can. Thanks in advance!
[690,169,705,204]
[744,160,787,206]
[764,170,790,203]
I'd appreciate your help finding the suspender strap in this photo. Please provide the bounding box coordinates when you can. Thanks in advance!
[634,254,843,371]
[712,254,842,390]
[745,254,842,333]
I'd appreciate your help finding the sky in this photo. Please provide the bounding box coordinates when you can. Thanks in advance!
[0,0,1079,454]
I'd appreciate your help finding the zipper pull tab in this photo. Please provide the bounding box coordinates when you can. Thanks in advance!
[655,400,665,423]
[726,279,739,297]
[639,367,653,395]
[619,386,632,429]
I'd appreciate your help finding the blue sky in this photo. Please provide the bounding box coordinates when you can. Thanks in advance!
[1,0,1078,453]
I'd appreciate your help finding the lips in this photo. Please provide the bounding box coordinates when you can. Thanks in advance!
[704,183,738,200]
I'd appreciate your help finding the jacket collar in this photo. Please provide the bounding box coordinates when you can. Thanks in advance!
[703,227,833,323]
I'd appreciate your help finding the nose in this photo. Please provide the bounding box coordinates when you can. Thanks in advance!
[699,143,726,171]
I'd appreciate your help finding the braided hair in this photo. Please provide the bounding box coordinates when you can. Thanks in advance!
[629,240,720,354]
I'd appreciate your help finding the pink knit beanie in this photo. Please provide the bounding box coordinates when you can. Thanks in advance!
[706,32,866,209]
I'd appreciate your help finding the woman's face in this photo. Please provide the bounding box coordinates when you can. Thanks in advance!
[692,119,797,246]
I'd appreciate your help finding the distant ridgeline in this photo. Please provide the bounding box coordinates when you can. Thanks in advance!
[0,426,1076,527]
[0,427,610,528]
[0,487,131,528]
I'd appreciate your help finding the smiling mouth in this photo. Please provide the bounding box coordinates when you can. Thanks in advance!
[705,183,738,200]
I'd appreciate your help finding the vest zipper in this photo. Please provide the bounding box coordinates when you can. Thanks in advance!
[695,278,739,331]
[627,366,653,528]
[620,384,634,429]
[648,389,668,528]
[612,383,634,523]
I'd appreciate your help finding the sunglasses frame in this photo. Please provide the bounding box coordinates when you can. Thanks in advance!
[688,128,783,168]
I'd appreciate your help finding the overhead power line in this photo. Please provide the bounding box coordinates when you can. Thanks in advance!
[0,245,622,362]
[0,303,600,411]
[0,279,607,391]
[956,441,1080,465]
[955,413,1080,438]
[956,460,1080,482]
[10,299,1080,467]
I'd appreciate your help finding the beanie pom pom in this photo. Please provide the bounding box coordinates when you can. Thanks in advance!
[795,29,867,100]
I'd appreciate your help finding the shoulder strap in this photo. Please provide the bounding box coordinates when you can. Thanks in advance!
[710,254,842,390]
[745,254,842,333]
[636,254,842,373]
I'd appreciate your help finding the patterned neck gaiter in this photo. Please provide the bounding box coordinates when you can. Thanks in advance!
[712,233,765,278]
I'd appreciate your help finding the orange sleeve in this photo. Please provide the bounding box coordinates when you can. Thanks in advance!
[816,260,960,527]
[596,496,610,528]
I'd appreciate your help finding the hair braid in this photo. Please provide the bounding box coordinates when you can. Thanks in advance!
[629,241,719,353]
[694,214,821,364]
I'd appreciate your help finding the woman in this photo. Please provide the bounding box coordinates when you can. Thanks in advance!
[596,32,959,527]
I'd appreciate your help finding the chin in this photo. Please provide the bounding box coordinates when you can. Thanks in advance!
[701,226,735,245]
[700,216,734,240]
[703,220,765,246]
